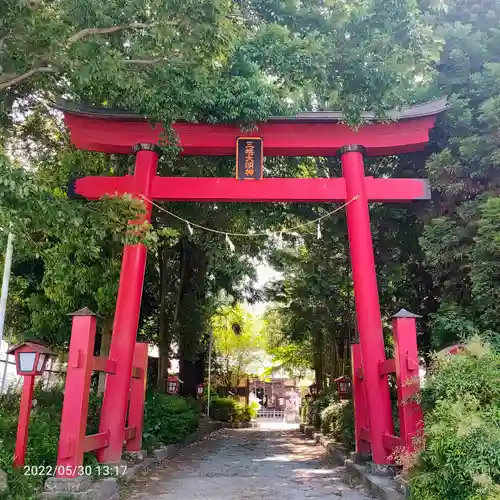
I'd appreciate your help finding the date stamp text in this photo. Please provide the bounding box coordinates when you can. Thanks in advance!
[23,465,128,477]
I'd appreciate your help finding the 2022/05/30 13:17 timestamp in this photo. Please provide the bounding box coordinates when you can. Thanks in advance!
[23,465,128,477]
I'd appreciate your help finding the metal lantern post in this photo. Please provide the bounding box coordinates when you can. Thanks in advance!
[8,341,55,467]
[0,232,14,345]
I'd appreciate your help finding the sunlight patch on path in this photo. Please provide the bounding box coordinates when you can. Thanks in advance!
[126,426,371,500]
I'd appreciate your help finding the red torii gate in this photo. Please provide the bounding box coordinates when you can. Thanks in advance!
[55,97,445,469]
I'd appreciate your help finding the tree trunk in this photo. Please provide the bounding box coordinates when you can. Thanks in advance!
[313,329,324,391]
[181,330,208,398]
[178,241,208,398]
[97,315,113,393]
[157,243,178,392]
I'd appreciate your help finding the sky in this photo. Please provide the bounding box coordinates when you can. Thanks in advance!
[246,261,282,315]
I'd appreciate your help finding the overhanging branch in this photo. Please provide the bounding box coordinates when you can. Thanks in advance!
[0,66,58,91]
[1,21,174,90]
[122,56,165,65]
[68,22,152,43]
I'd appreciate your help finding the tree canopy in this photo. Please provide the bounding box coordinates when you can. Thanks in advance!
[211,303,265,387]
[2,0,500,394]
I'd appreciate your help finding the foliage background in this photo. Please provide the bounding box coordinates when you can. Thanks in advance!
[409,338,500,500]
[0,0,444,395]
[2,0,500,496]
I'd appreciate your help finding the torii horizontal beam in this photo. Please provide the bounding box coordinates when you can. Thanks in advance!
[72,176,430,202]
[56,98,447,157]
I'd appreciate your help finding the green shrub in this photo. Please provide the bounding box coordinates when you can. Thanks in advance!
[420,337,500,413]
[233,403,251,423]
[409,337,500,500]
[209,397,237,422]
[308,392,336,428]
[143,392,199,450]
[310,399,322,428]
[185,395,203,415]
[208,398,256,423]
[0,385,102,500]
[320,402,336,435]
[320,400,355,450]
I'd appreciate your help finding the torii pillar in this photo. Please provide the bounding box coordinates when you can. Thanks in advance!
[96,143,160,463]
[339,145,393,463]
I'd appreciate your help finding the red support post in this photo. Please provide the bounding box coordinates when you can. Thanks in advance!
[382,434,403,451]
[83,432,110,453]
[350,343,370,458]
[339,145,394,464]
[13,375,35,467]
[97,145,159,463]
[92,357,116,374]
[378,359,396,376]
[56,308,97,477]
[125,342,149,452]
[392,309,424,452]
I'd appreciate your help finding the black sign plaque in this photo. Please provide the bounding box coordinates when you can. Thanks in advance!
[236,137,263,180]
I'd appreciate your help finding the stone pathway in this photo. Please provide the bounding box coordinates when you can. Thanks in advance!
[126,423,371,500]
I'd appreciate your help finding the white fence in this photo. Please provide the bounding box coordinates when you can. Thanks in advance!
[256,408,285,420]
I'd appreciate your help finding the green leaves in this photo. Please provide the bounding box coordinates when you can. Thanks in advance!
[211,304,264,383]
[1,0,438,128]
[411,338,500,500]
[237,0,437,124]
[320,399,355,450]
[471,197,500,333]
[142,392,199,450]
[0,151,144,345]
[411,1,500,349]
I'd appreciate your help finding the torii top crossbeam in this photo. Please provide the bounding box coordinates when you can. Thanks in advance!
[58,98,445,157]
[56,97,446,203]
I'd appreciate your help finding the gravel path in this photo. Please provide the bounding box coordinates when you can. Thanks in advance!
[127,423,371,500]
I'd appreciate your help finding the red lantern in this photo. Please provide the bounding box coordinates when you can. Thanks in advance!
[196,384,204,399]
[7,342,55,467]
[167,375,182,394]
[334,376,352,399]
[8,341,54,377]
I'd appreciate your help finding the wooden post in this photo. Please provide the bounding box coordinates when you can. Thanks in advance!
[392,309,424,452]
[56,308,97,477]
[125,342,149,453]
[13,374,35,467]
[351,343,371,458]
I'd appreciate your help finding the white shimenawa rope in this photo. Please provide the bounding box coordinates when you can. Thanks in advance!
[141,194,359,241]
